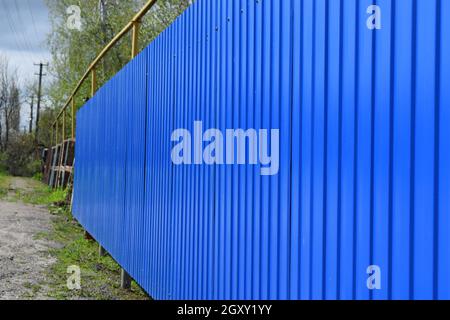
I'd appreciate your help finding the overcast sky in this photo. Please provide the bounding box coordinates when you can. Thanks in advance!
[0,0,51,83]
[0,0,51,130]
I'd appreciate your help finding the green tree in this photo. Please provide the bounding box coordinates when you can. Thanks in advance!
[44,0,192,145]
[37,107,58,148]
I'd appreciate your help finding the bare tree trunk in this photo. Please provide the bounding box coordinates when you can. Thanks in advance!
[99,0,110,77]
[4,108,9,149]
[0,114,3,151]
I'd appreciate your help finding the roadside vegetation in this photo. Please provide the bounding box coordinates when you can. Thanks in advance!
[34,202,149,300]
[0,172,148,300]
[0,170,10,197]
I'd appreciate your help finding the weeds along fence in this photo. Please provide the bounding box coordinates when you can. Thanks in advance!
[72,0,450,300]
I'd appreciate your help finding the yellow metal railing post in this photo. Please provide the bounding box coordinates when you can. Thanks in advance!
[59,116,62,145]
[62,111,66,143]
[71,98,75,140]
[131,20,140,59]
[55,121,59,145]
[91,68,97,97]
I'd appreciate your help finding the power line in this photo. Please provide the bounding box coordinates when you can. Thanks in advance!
[26,0,40,40]
[24,0,47,63]
[0,0,32,64]
[0,4,38,74]
[0,0,46,67]
[12,1,37,54]
[4,0,34,52]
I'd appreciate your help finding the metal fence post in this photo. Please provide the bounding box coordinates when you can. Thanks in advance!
[71,98,75,140]
[121,269,132,290]
[62,111,66,143]
[91,68,97,97]
[131,20,140,59]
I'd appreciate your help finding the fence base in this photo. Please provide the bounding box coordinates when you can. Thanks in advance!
[99,245,107,257]
[121,269,132,290]
[84,230,94,241]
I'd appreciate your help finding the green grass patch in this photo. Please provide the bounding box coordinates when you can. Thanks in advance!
[33,172,43,182]
[22,282,42,298]
[0,173,149,300]
[15,185,67,206]
[0,173,66,205]
[39,206,149,300]
[0,171,11,198]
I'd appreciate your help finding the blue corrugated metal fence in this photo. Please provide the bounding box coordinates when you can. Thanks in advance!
[73,0,450,300]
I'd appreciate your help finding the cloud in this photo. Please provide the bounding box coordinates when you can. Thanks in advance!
[0,0,51,82]
[0,0,52,131]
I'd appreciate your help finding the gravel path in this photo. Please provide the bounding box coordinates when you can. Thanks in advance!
[0,178,56,300]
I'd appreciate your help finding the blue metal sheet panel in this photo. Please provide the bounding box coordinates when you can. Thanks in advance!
[73,0,449,300]
[391,0,413,299]
[72,50,148,279]
[438,0,450,300]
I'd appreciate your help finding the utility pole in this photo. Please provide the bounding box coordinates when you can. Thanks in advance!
[34,62,48,145]
[29,94,34,134]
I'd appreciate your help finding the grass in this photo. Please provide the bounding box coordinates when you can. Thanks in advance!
[3,174,150,300]
[15,184,67,206]
[0,171,10,197]
[0,172,64,204]
[36,205,149,300]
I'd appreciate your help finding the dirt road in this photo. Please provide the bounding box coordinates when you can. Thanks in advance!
[0,177,56,300]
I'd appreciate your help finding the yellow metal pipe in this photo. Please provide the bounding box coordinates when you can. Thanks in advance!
[131,21,140,59]
[71,98,75,140]
[62,112,65,143]
[55,121,59,146]
[53,0,158,125]
[91,69,97,97]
